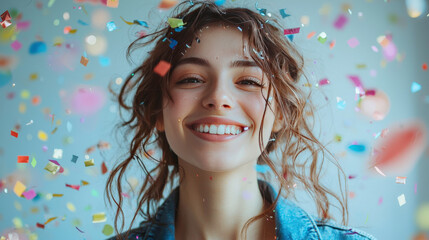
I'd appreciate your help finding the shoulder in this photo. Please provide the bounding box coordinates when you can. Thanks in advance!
[105,222,150,240]
[313,217,378,240]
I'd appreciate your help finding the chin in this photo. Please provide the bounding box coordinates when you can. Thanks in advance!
[185,155,250,173]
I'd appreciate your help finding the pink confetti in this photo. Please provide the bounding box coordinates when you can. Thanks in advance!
[284,27,300,35]
[66,184,80,191]
[333,14,348,30]
[415,183,417,194]
[371,45,378,52]
[318,78,330,86]
[347,37,359,48]
[42,145,48,152]
[70,86,106,115]
[22,189,36,200]
[11,40,22,51]
[16,21,31,31]
[378,197,383,205]
[370,69,377,77]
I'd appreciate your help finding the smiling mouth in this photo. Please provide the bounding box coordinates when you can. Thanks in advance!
[191,124,249,135]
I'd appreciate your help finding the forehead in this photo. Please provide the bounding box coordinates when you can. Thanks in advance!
[182,24,251,60]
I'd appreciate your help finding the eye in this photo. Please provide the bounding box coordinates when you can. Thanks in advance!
[238,78,264,87]
[176,77,204,84]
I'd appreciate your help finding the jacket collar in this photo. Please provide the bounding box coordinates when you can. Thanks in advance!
[144,179,322,240]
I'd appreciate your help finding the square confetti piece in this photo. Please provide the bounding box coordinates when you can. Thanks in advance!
[17,156,29,163]
[317,32,327,44]
[411,82,421,93]
[396,176,406,184]
[106,0,119,8]
[153,60,171,77]
[53,149,63,159]
[106,21,117,31]
[398,194,406,206]
[11,40,22,51]
[71,155,78,163]
[13,181,26,197]
[11,130,18,138]
[333,14,348,30]
[84,158,95,167]
[44,162,60,174]
[92,212,107,223]
[22,189,36,200]
[80,56,89,66]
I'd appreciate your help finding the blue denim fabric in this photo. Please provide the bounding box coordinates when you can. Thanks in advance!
[108,179,377,240]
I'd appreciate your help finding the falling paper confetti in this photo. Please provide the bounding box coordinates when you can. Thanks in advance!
[411,82,422,93]
[92,212,107,223]
[398,194,406,206]
[13,181,26,197]
[153,60,171,77]
[347,37,359,48]
[396,176,406,184]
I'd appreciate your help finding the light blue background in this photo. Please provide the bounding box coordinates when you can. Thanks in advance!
[0,0,428,239]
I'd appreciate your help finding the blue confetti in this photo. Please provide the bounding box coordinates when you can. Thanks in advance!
[411,82,421,93]
[169,39,178,49]
[133,20,149,28]
[29,41,47,54]
[348,144,366,153]
[336,97,346,110]
[214,0,226,6]
[255,164,271,173]
[77,19,89,26]
[106,21,117,32]
[99,56,111,67]
[71,155,78,163]
[279,9,290,18]
[0,70,12,88]
[287,34,294,41]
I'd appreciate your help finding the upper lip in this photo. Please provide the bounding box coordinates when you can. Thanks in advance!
[186,117,250,129]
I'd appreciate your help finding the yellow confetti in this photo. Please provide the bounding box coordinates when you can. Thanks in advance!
[12,217,23,228]
[44,217,57,225]
[38,130,48,141]
[14,201,22,211]
[102,224,114,236]
[66,202,76,212]
[92,212,106,223]
[29,73,38,80]
[44,162,60,174]
[29,233,38,240]
[19,103,26,113]
[21,90,30,99]
[13,181,26,197]
[84,159,94,167]
[81,180,89,186]
[31,207,39,213]
[416,203,429,230]
[53,194,64,197]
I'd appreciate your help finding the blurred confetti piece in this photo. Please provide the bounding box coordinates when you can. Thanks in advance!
[81,180,89,186]
[398,194,406,206]
[333,14,348,29]
[92,212,106,223]
[153,60,171,77]
[101,161,108,174]
[84,158,94,167]
[53,149,63,159]
[76,227,85,233]
[336,97,346,109]
[103,0,119,8]
[406,0,426,18]
[44,161,60,174]
[371,46,379,52]
[348,143,366,153]
[318,78,330,86]
[378,197,383,205]
[44,217,57,225]
[347,37,359,48]
[80,56,89,66]
[71,154,78,163]
[416,203,429,229]
[31,157,37,167]
[17,156,29,163]
[284,27,300,35]
[11,130,18,138]
[102,224,114,236]
[358,89,390,121]
[374,166,386,176]
[396,176,406,184]
[29,41,47,54]
[307,31,316,39]
[36,223,45,229]
[67,202,76,212]
[53,193,63,197]
[1,10,12,28]
[22,189,36,200]
[411,82,422,93]
[317,32,327,43]
[106,21,117,31]
[329,40,336,49]
[49,160,64,173]
[167,18,185,28]
[369,120,427,175]
[66,184,80,191]
[38,130,48,141]
[423,63,428,71]
[11,40,22,51]
[158,0,178,9]
[71,86,106,115]
[279,9,290,18]
[13,181,26,197]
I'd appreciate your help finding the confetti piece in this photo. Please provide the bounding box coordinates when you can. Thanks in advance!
[38,130,48,141]
[371,45,379,52]
[336,97,346,109]
[11,40,22,51]
[29,41,47,54]
[153,60,171,77]
[329,40,336,49]
[284,27,300,35]
[67,202,76,212]
[416,203,429,229]
[31,157,37,167]
[78,19,89,26]
[411,82,422,93]
[66,184,80,191]
[347,37,359,48]
[17,156,29,163]
[44,217,57,225]
[307,31,316,39]
[255,164,271,173]
[49,160,64,173]
[36,223,45,229]
[103,0,119,8]
[398,194,406,206]
[22,189,36,200]
[81,180,89,186]
[158,0,178,9]
[1,11,12,28]
[279,9,290,18]
[317,32,327,43]
[102,224,114,236]
[106,21,117,31]
[76,227,85,233]
[101,161,108,174]
[92,212,106,223]
[396,176,406,184]
[13,181,26,197]
[80,56,89,66]
[318,78,330,86]
[415,183,417,194]
[44,162,60,174]
[53,194,63,197]
[169,39,178,49]
[167,18,185,28]
[333,14,348,29]
[423,63,428,71]
[53,149,63,159]
[374,166,386,176]
[348,144,366,153]
[71,155,78,163]
[11,130,18,138]
[84,158,94,167]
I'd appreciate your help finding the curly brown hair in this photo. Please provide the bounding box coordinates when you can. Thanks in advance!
[105,1,349,239]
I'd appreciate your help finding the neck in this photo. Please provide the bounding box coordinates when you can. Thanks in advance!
[175,159,274,240]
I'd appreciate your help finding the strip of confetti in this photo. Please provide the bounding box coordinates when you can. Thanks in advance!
[374,166,386,177]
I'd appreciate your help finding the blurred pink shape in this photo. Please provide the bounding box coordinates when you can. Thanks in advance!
[71,86,106,115]
[333,14,348,30]
[383,41,397,61]
[347,37,359,48]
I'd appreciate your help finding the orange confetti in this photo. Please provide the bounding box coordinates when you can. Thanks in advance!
[32,95,41,105]
[80,56,89,66]
[44,217,57,225]
[329,40,336,49]
[17,156,29,163]
[153,60,171,77]
[101,162,108,175]
[307,31,316,39]
[158,0,178,9]
[423,63,428,71]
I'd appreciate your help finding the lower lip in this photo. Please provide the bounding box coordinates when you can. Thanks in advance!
[188,127,245,142]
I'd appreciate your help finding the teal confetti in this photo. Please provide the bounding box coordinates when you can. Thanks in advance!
[348,144,366,153]
[336,97,346,109]
[29,41,47,54]
[411,82,421,93]
[77,19,88,26]
[106,21,117,32]
[279,9,290,18]
[255,164,271,173]
[99,56,111,67]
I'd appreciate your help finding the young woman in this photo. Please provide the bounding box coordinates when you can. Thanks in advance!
[105,1,377,239]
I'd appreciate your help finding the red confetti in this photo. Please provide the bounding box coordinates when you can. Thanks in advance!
[423,62,428,71]
[101,161,108,175]
[17,156,29,163]
[36,223,45,229]
[11,130,18,138]
[153,60,171,77]
[65,184,80,191]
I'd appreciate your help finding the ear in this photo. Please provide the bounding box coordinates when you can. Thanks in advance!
[155,113,164,132]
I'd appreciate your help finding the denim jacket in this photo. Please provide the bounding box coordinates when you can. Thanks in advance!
[109,179,377,240]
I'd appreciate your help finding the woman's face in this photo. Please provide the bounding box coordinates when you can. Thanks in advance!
[158,25,280,172]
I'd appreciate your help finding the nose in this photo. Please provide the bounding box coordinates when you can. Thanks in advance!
[201,80,233,110]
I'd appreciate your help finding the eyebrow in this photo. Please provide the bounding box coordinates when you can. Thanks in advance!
[175,57,259,68]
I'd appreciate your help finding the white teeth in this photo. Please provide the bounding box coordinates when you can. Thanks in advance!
[193,124,245,135]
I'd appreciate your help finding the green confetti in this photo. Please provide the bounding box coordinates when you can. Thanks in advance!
[102,224,114,236]
[31,157,37,168]
[167,18,185,28]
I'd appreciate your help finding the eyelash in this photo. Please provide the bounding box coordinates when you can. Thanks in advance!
[177,77,264,87]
